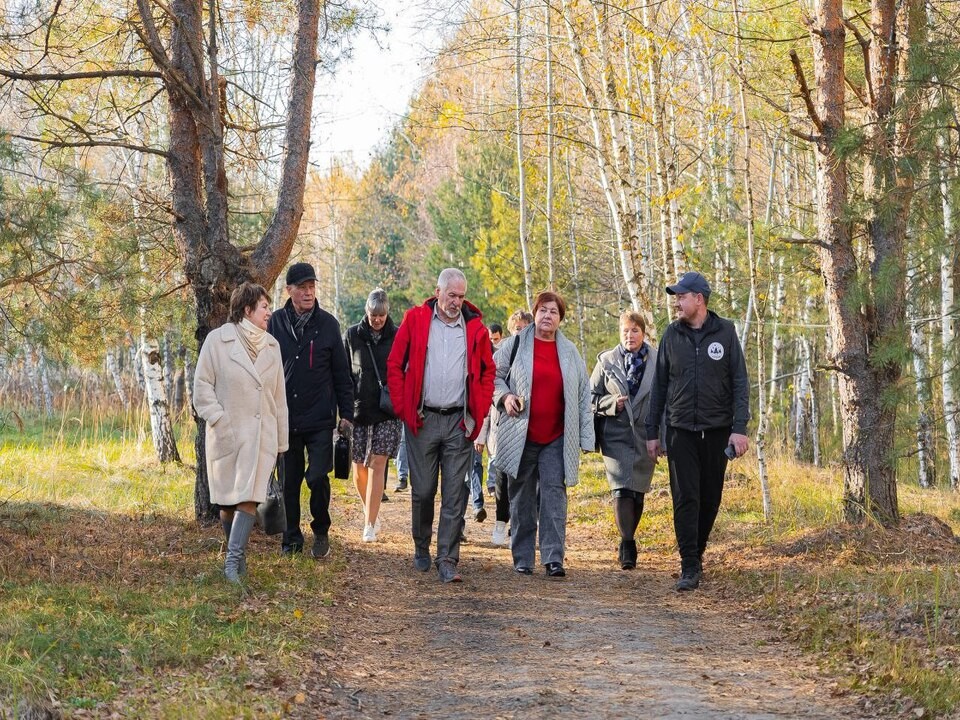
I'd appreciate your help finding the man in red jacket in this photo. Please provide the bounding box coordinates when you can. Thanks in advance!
[386,268,495,583]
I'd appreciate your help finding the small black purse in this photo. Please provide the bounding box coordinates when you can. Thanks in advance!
[366,343,395,417]
[257,456,287,535]
[334,433,352,479]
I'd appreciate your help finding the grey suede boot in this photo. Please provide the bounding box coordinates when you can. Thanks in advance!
[220,513,246,575]
[224,510,255,583]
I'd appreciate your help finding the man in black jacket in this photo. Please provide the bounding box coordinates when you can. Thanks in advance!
[268,262,354,558]
[645,271,750,591]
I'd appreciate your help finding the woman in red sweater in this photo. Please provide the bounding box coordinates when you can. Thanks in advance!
[492,291,595,578]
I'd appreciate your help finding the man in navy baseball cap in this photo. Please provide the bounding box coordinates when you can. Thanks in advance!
[666,271,711,300]
[646,268,750,592]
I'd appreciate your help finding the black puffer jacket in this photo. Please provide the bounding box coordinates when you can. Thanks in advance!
[645,310,750,438]
[344,316,398,426]
[268,300,354,434]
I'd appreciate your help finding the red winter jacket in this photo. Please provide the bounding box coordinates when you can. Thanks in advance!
[386,298,495,441]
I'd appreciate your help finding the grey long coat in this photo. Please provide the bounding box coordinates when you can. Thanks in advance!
[493,325,594,486]
[590,342,657,493]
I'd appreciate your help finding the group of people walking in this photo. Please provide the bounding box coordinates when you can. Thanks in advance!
[193,262,749,592]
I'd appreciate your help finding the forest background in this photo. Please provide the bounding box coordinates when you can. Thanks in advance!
[3,0,960,524]
[5,0,960,716]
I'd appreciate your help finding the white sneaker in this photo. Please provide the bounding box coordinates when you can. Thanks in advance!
[491,521,509,546]
[374,516,382,534]
[362,523,377,542]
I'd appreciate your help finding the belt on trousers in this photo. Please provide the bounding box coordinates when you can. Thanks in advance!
[423,405,461,416]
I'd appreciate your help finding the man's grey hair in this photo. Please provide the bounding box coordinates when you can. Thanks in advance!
[365,287,389,315]
[437,267,467,291]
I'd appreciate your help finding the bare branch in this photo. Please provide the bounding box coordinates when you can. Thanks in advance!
[10,133,169,158]
[0,69,162,82]
[842,18,873,107]
[844,74,867,107]
[789,128,819,143]
[789,49,824,135]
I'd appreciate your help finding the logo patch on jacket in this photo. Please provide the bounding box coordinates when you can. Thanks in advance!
[707,342,725,361]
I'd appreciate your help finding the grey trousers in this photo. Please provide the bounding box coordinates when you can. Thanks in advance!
[405,411,472,565]
[509,436,566,567]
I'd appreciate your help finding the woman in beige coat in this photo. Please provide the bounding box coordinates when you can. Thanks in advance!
[194,282,289,582]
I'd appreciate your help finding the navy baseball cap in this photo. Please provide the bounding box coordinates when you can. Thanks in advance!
[666,271,711,299]
[285,262,318,286]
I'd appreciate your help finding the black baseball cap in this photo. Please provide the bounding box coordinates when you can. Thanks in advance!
[666,271,711,299]
[285,262,317,286]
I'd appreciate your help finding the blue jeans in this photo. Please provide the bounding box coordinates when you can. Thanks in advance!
[466,448,485,510]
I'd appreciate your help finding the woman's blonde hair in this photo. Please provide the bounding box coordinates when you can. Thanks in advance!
[507,309,534,335]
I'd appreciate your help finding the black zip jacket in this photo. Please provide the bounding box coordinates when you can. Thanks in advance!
[267,300,354,434]
[344,315,398,426]
[645,310,750,438]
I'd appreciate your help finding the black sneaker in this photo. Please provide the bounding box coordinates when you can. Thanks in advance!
[473,506,487,523]
[394,479,408,492]
[311,534,331,559]
[675,566,702,591]
[281,543,303,556]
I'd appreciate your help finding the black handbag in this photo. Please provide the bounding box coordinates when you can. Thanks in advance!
[593,415,605,454]
[366,343,395,417]
[256,457,286,535]
[334,433,352,479]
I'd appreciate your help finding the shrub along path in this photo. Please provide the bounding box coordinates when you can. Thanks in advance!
[300,487,869,720]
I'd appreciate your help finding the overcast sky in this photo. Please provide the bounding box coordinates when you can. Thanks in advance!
[311,0,451,169]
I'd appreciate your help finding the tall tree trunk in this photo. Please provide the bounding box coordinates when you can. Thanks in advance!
[105,347,127,406]
[544,0,556,289]
[907,257,936,488]
[140,335,182,463]
[564,150,587,354]
[513,0,533,308]
[937,127,960,487]
[642,0,684,278]
[733,0,770,519]
[561,0,642,312]
[768,258,786,411]
[798,0,920,524]
[133,0,323,520]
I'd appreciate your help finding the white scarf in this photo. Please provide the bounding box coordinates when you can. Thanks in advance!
[237,318,269,361]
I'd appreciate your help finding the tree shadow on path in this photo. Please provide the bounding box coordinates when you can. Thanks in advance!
[303,491,866,720]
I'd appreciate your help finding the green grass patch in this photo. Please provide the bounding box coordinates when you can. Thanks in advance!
[0,412,337,716]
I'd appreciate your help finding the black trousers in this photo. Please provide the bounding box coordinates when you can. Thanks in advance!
[665,426,729,567]
[282,429,333,547]
[492,464,510,523]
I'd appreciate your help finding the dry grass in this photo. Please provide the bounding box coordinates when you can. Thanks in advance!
[0,414,340,718]
[4,413,960,717]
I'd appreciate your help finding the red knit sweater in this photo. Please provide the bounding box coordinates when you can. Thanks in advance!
[527,337,564,444]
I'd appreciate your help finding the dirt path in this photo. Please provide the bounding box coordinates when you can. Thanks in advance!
[300,489,865,720]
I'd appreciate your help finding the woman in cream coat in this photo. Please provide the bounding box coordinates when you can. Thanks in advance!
[194,282,289,582]
[590,310,657,570]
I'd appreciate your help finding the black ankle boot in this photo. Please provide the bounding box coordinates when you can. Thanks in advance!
[618,539,637,570]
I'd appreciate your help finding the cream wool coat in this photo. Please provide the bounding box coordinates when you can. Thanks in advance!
[193,323,289,506]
